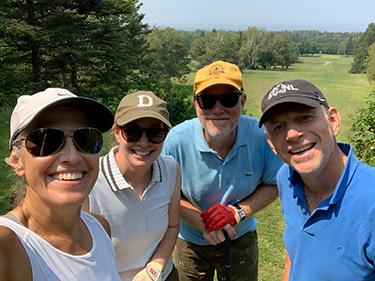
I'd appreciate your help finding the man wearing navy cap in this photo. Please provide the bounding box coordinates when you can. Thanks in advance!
[260,79,375,281]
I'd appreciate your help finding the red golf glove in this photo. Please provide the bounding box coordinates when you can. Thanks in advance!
[201,203,240,232]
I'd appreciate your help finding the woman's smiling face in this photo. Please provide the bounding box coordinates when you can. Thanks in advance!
[12,106,100,208]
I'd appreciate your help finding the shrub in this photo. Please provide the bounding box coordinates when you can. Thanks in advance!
[350,90,375,166]
[0,107,13,214]
[367,42,375,81]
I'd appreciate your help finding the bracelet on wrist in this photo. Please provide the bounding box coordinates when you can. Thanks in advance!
[233,203,246,221]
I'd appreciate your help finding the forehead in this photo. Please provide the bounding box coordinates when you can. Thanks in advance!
[127,117,164,127]
[29,106,95,130]
[266,103,318,122]
[201,84,238,95]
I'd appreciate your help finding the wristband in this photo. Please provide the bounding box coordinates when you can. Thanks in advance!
[232,203,246,222]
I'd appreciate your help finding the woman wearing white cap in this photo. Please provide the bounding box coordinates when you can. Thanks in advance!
[0,88,121,280]
[84,91,180,281]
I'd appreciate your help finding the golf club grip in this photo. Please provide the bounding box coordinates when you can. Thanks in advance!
[223,230,231,281]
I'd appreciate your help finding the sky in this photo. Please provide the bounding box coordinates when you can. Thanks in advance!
[139,0,375,32]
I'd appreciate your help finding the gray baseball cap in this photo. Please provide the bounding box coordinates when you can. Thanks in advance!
[10,88,114,146]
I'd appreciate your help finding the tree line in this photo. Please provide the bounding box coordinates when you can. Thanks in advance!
[1,0,375,126]
[187,28,360,70]
[0,0,196,124]
[350,23,375,79]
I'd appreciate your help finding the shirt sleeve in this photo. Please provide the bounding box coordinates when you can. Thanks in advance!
[162,129,180,160]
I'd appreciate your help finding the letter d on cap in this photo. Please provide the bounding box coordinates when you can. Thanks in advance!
[137,95,153,107]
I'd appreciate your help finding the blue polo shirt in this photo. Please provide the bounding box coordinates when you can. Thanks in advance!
[278,143,375,280]
[163,115,283,245]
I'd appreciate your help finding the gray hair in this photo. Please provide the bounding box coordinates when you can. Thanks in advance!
[6,143,26,208]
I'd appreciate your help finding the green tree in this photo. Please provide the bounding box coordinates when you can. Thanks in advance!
[367,42,375,81]
[257,48,276,69]
[190,30,240,66]
[0,0,34,99]
[0,0,149,105]
[297,40,318,55]
[272,32,298,69]
[238,27,269,69]
[350,90,375,166]
[158,83,195,126]
[190,34,210,65]
[145,28,191,79]
[350,23,375,73]
[288,30,361,55]
[338,35,355,55]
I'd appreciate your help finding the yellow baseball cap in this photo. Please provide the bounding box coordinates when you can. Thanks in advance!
[193,60,243,95]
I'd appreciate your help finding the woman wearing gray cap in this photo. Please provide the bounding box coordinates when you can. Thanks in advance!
[84,91,180,281]
[0,88,121,280]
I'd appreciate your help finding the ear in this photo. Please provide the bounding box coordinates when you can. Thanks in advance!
[192,95,199,108]
[192,96,201,114]
[264,130,278,155]
[112,125,123,143]
[240,93,247,107]
[8,149,26,177]
[327,107,341,137]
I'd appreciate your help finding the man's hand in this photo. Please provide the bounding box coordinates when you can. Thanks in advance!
[133,261,163,281]
[201,203,241,232]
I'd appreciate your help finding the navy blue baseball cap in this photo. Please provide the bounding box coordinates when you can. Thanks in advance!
[259,79,329,127]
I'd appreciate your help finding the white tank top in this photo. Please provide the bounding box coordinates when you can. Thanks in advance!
[0,211,121,281]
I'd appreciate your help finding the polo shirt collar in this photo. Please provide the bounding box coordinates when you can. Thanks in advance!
[100,146,162,193]
[328,143,358,206]
[234,117,253,148]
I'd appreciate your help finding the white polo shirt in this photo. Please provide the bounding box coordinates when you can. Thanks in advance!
[89,147,177,281]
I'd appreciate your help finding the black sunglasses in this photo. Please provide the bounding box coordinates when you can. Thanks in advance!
[18,127,103,157]
[193,92,242,110]
[121,124,169,144]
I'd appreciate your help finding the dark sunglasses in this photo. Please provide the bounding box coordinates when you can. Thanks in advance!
[193,92,242,110]
[18,127,103,157]
[121,124,169,144]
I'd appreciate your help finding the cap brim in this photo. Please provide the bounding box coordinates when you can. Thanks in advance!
[62,98,113,132]
[259,97,321,128]
[116,110,172,128]
[26,97,113,133]
[195,78,242,94]
[10,96,114,148]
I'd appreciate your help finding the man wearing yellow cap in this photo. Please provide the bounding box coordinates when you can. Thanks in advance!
[163,60,282,281]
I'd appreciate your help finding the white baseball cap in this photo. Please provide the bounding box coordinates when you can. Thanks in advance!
[10,88,113,146]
